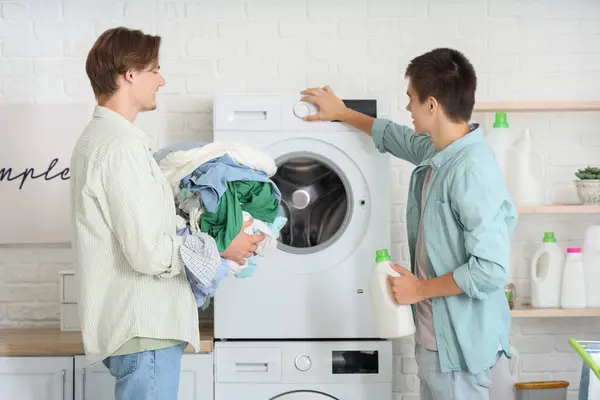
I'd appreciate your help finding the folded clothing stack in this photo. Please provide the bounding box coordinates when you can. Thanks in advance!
[155,141,287,309]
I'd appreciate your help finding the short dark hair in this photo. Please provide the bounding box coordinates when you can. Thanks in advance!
[405,48,476,123]
[85,27,161,99]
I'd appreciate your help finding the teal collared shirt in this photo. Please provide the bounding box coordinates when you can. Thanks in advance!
[372,118,518,375]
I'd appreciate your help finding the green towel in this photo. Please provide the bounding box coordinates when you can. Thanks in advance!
[200,181,280,252]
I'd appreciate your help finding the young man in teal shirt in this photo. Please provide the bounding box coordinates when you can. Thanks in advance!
[301,48,517,400]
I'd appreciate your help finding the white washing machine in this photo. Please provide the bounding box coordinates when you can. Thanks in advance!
[214,340,392,400]
[213,94,391,340]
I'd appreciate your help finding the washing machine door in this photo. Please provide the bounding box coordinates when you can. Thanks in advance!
[270,390,340,399]
[264,137,371,274]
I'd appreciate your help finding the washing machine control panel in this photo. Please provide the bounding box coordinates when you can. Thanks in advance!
[294,354,312,371]
[293,99,377,120]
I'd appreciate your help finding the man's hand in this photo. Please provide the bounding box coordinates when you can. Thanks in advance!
[220,218,265,266]
[300,86,349,122]
[388,264,427,305]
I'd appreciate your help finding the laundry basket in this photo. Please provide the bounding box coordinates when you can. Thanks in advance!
[570,338,600,399]
[514,381,569,400]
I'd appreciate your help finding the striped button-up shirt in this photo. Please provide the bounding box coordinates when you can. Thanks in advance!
[69,106,202,364]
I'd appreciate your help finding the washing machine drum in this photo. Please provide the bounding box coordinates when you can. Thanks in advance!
[270,391,340,399]
[272,155,350,250]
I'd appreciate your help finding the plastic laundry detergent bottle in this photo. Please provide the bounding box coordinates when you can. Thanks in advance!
[530,232,564,308]
[505,128,546,206]
[486,112,514,179]
[561,248,587,309]
[369,249,416,339]
[583,225,600,307]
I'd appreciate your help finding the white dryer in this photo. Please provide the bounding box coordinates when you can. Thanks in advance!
[213,94,391,340]
[214,340,392,400]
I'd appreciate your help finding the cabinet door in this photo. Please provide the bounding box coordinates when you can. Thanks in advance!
[74,356,115,400]
[74,354,214,400]
[0,357,74,400]
[180,354,214,400]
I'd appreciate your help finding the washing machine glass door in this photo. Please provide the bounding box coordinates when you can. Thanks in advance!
[270,390,339,399]
[274,154,348,250]
[266,138,370,274]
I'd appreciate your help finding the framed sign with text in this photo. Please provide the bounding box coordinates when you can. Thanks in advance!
[0,104,93,244]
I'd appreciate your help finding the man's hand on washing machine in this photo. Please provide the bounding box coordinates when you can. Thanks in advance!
[220,218,265,265]
[300,86,349,121]
[388,264,427,305]
[300,86,376,135]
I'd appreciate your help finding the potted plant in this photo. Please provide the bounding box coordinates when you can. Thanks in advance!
[574,167,600,205]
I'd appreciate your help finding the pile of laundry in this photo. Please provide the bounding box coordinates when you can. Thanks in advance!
[154,141,287,309]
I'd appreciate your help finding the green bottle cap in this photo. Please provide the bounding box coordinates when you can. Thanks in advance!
[543,232,556,243]
[493,112,509,128]
[375,249,391,262]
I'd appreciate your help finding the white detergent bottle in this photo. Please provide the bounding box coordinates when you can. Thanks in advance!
[486,112,514,179]
[505,129,546,206]
[369,249,416,339]
[561,248,587,309]
[584,225,600,307]
[530,232,564,308]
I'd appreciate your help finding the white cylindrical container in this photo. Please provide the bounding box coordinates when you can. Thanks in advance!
[560,248,586,309]
[530,232,564,308]
[583,225,600,308]
[369,249,416,339]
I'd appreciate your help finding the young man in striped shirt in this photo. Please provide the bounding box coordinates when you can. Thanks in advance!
[70,27,263,399]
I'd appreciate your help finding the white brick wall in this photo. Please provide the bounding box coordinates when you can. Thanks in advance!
[1,0,600,398]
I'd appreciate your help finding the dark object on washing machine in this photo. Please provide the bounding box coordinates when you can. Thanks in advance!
[332,350,379,374]
[335,99,377,121]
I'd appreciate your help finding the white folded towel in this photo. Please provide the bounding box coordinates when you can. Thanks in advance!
[159,141,277,187]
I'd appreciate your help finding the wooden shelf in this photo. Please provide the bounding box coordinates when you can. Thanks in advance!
[474,101,600,112]
[512,307,600,318]
[518,205,600,214]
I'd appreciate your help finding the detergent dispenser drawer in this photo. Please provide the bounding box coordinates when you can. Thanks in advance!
[216,347,282,383]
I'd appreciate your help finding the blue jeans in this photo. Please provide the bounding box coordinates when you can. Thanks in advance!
[102,342,186,400]
[416,343,501,400]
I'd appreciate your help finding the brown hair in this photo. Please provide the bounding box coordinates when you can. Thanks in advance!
[405,48,477,123]
[85,27,161,99]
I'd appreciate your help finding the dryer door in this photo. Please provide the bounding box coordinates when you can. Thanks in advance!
[270,391,339,399]
[264,137,370,274]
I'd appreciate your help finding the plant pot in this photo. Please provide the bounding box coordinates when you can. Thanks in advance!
[574,180,600,205]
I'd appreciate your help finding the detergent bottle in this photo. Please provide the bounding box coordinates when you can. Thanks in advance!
[505,128,546,206]
[369,249,416,339]
[486,112,514,179]
[584,225,600,307]
[561,248,587,309]
[530,232,564,308]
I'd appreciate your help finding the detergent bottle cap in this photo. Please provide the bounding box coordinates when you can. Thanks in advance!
[493,112,509,128]
[375,249,391,263]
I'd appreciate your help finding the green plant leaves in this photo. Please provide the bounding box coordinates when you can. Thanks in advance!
[575,166,600,179]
